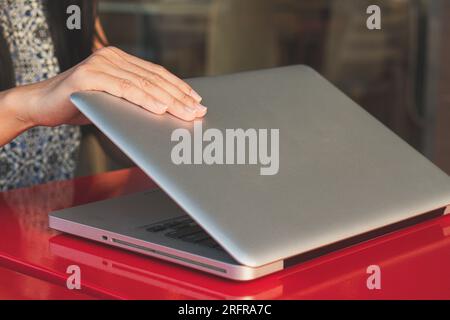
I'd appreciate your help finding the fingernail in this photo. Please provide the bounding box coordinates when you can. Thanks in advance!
[184,105,197,114]
[195,104,207,117]
[191,90,202,102]
[196,103,207,113]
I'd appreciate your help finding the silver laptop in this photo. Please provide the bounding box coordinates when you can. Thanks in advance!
[49,65,450,281]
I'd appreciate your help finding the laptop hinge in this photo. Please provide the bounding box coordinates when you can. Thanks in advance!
[284,206,446,268]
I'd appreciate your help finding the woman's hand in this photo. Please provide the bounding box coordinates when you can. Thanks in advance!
[5,46,207,130]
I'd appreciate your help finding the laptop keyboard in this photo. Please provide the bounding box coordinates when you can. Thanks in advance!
[145,216,224,252]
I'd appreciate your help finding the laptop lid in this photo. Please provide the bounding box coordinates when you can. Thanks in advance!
[70,65,450,267]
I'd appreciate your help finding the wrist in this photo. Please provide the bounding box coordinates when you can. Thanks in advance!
[1,87,36,130]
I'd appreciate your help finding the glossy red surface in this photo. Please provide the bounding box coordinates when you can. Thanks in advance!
[0,265,94,299]
[1,167,450,299]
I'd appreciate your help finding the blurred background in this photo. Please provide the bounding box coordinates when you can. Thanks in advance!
[77,0,450,176]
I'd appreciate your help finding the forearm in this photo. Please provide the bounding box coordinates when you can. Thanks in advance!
[0,45,205,149]
[0,89,33,147]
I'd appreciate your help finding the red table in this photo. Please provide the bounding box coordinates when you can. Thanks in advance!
[0,265,94,300]
[1,167,450,299]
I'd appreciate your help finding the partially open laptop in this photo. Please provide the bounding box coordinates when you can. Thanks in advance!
[49,66,450,281]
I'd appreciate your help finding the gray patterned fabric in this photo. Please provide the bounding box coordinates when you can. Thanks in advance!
[0,0,81,191]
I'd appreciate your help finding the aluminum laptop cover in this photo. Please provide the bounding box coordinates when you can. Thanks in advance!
[68,65,450,267]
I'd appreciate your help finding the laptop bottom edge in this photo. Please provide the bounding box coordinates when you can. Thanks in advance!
[49,216,284,281]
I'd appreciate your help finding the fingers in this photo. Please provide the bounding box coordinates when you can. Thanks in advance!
[167,98,198,121]
[91,60,206,121]
[130,67,207,117]
[79,70,168,115]
[100,47,203,103]
[74,47,208,121]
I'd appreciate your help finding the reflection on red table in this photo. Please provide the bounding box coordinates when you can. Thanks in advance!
[0,265,94,300]
[0,167,450,299]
